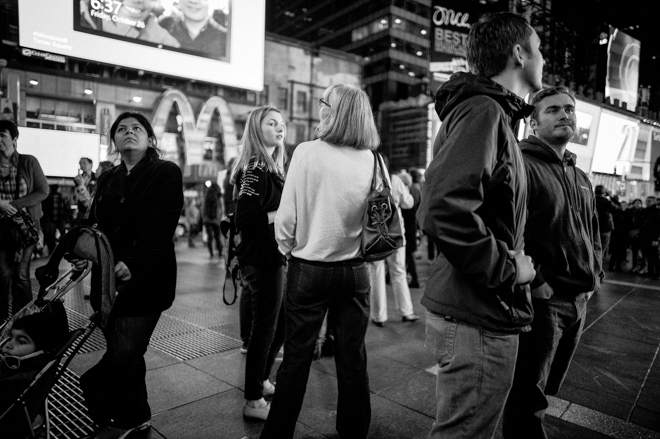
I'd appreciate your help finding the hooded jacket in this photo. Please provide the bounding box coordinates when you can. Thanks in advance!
[417,72,534,332]
[520,136,603,296]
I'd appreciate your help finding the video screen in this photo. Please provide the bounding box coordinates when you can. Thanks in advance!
[75,0,231,62]
[606,27,641,112]
[19,0,265,90]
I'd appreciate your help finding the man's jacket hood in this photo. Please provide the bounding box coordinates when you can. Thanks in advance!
[520,135,578,167]
[435,72,534,124]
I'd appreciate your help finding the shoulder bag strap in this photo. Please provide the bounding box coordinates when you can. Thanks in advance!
[374,152,392,191]
[370,151,379,191]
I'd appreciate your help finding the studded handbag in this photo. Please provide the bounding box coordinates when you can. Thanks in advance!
[361,151,404,261]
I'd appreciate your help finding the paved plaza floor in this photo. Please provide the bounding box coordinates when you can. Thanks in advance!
[32,238,660,439]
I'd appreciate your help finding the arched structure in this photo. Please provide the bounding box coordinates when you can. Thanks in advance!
[152,89,239,166]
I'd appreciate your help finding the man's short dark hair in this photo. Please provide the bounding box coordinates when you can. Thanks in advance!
[0,119,19,140]
[530,86,576,121]
[467,12,533,79]
[80,157,93,166]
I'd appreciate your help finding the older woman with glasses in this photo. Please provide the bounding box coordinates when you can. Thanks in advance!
[260,84,379,439]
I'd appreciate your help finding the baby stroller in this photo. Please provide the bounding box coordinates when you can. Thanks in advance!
[0,225,116,439]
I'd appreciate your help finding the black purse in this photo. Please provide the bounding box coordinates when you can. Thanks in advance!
[0,165,39,250]
[10,210,39,249]
[361,151,404,261]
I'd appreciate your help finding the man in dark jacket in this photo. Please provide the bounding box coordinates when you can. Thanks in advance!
[640,196,660,278]
[595,185,616,259]
[417,12,539,439]
[502,86,603,439]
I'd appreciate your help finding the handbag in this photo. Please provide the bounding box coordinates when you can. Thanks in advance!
[8,163,40,249]
[10,209,39,249]
[361,151,404,261]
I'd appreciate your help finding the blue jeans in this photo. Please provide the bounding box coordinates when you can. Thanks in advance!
[425,311,519,439]
[80,313,160,428]
[0,243,35,322]
[260,257,371,439]
[243,264,285,401]
[502,292,588,439]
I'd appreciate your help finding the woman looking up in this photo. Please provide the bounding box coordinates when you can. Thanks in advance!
[262,84,378,439]
[74,112,183,439]
[231,105,287,421]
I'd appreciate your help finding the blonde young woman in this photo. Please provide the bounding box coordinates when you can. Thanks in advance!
[262,84,379,439]
[231,105,287,421]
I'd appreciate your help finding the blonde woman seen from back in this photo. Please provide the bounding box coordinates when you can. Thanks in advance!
[261,84,378,439]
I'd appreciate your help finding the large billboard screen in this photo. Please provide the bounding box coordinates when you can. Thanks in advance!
[591,110,640,175]
[606,27,640,112]
[18,0,265,90]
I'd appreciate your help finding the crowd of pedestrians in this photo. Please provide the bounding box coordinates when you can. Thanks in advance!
[2,9,660,439]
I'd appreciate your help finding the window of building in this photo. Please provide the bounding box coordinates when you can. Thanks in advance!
[296,91,308,113]
[294,123,307,144]
[260,84,270,105]
[278,86,288,110]
[351,16,390,42]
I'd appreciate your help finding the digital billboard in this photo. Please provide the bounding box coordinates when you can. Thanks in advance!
[606,27,641,112]
[591,110,640,175]
[18,0,265,91]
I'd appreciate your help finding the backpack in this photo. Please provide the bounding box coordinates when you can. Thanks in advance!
[220,212,242,305]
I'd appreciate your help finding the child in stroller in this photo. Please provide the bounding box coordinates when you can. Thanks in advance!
[0,313,69,436]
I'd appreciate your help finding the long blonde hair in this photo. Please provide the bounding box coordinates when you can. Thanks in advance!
[230,105,286,184]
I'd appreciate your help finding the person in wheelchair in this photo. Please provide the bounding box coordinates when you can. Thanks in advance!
[0,313,68,436]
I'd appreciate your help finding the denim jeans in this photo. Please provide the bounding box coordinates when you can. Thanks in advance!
[502,292,588,439]
[80,313,160,428]
[0,243,36,322]
[260,257,371,439]
[242,264,285,401]
[367,247,414,323]
[239,285,253,346]
[425,311,518,439]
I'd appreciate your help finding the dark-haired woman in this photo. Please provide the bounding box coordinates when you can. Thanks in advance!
[73,112,183,439]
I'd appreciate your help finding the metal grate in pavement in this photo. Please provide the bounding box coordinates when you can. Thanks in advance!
[49,369,96,439]
[208,322,241,340]
[149,329,242,361]
[151,313,207,341]
[64,310,106,354]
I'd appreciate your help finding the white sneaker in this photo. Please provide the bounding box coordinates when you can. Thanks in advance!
[243,400,270,421]
[263,379,275,396]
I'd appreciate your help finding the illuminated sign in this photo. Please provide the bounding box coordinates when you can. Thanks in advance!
[591,110,640,175]
[152,89,239,166]
[606,27,640,112]
[21,48,66,63]
[18,0,265,90]
[429,1,499,77]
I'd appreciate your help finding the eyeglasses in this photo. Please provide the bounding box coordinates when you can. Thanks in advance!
[0,350,44,370]
[319,98,331,108]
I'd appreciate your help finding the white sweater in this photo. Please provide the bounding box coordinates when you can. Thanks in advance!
[275,139,374,261]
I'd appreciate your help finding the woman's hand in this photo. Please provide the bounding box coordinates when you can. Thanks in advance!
[267,211,277,224]
[0,199,17,216]
[114,261,132,281]
[66,256,89,272]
